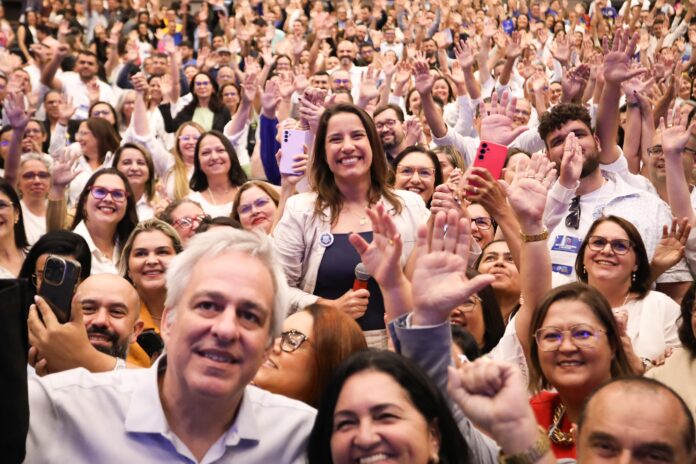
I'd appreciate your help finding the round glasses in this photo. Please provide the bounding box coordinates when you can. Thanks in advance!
[173,214,207,229]
[238,197,271,216]
[471,217,494,230]
[88,186,128,203]
[586,236,633,255]
[535,324,606,352]
[396,166,435,180]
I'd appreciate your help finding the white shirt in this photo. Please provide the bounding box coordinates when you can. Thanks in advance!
[620,291,681,361]
[20,199,46,246]
[26,358,316,463]
[72,221,119,275]
[187,190,233,218]
[136,195,155,221]
[54,71,115,120]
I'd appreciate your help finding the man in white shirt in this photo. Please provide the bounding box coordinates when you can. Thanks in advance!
[40,44,115,120]
[24,229,316,462]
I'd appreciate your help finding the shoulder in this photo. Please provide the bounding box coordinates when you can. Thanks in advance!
[642,291,681,310]
[244,385,316,434]
[246,385,317,417]
[33,366,146,398]
[285,192,319,212]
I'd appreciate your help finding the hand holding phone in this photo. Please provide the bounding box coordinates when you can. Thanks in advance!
[38,255,81,324]
[280,129,308,176]
[472,141,507,180]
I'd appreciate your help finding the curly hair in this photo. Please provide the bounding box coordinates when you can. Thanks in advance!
[538,103,594,146]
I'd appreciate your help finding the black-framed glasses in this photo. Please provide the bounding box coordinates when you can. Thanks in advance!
[173,214,208,229]
[471,217,494,230]
[565,195,581,229]
[279,329,310,353]
[88,186,128,203]
[535,324,606,352]
[587,236,634,255]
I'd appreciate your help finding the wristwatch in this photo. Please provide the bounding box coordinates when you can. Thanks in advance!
[520,228,549,243]
[498,428,551,464]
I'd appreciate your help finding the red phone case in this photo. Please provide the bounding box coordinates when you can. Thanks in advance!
[472,141,508,180]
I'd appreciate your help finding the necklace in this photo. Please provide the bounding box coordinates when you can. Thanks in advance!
[207,187,231,206]
[344,204,370,226]
[548,403,574,447]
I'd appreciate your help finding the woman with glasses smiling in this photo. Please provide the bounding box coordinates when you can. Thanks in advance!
[253,304,367,408]
[50,168,138,275]
[231,180,281,235]
[17,153,51,245]
[392,145,443,207]
[575,215,682,365]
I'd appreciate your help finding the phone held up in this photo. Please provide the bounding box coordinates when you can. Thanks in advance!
[38,255,81,324]
[280,129,308,176]
[473,140,507,180]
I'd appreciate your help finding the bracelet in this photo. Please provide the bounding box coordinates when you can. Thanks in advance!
[113,357,126,371]
[520,228,548,243]
[498,426,551,464]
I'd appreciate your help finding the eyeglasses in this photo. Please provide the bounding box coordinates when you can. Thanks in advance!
[279,329,310,353]
[535,324,606,352]
[333,78,351,85]
[238,196,272,216]
[173,214,207,229]
[647,145,664,156]
[0,140,9,147]
[31,269,44,287]
[565,195,581,229]
[222,92,238,98]
[396,166,435,180]
[91,110,112,118]
[88,186,129,203]
[24,128,42,135]
[587,235,634,255]
[178,134,200,143]
[471,217,494,230]
[194,81,211,87]
[21,171,50,180]
[375,119,398,130]
[0,200,13,210]
[459,295,481,313]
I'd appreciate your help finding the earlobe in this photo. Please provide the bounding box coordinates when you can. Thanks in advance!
[428,419,441,463]
[130,320,145,343]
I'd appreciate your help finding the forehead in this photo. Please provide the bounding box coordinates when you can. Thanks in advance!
[282,309,313,333]
[133,229,172,248]
[546,119,592,144]
[172,202,204,217]
[581,388,689,457]
[21,159,48,171]
[93,173,125,189]
[543,299,603,327]
[327,112,364,133]
[240,186,270,201]
[483,241,510,255]
[78,278,134,308]
[337,370,414,410]
[180,251,274,314]
[468,203,490,217]
[374,108,398,121]
[119,148,146,161]
[591,220,629,239]
[400,151,434,167]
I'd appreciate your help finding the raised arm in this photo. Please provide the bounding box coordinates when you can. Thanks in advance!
[41,44,69,91]
[662,111,696,226]
[504,151,556,355]
[413,53,447,138]
[2,92,32,188]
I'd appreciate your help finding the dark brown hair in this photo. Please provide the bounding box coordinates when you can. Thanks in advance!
[538,102,594,148]
[678,282,696,358]
[311,103,402,225]
[528,282,636,392]
[80,118,120,164]
[575,215,651,299]
[112,143,156,202]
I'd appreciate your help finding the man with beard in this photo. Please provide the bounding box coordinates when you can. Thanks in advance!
[374,104,408,161]
[335,40,365,101]
[538,103,671,286]
[28,274,143,373]
[41,45,115,120]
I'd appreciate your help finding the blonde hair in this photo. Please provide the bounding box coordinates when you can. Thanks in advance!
[118,218,183,278]
[169,121,204,200]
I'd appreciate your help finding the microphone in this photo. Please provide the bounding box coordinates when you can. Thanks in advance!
[352,263,370,291]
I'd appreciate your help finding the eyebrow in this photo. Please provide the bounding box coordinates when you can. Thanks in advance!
[334,403,404,418]
[189,290,269,314]
[80,298,128,311]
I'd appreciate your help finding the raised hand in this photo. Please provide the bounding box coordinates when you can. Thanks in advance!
[500,152,556,227]
[651,218,691,274]
[394,60,412,87]
[561,63,590,102]
[402,118,423,146]
[602,29,645,85]
[240,70,259,104]
[275,148,308,187]
[506,31,523,60]
[413,56,434,95]
[411,210,496,326]
[261,79,282,118]
[359,66,380,102]
[349,203,405,290]
[51,147,83,190]
[550,34,571,66]
[86,79,100,105]
[557,131,583,188]
[462,167,510,217]
[4,91,33,129]
[454,39,476,69]
[277,71,295,100]
[478,91,528,146]
[660,107,696,157]
[130,72,149,94]
[57,93,76,125]
[447,360,542,445]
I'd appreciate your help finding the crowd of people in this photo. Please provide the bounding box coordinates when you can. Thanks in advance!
[2,0,696,461]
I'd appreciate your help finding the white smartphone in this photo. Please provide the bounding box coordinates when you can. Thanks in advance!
[280,129,307,176]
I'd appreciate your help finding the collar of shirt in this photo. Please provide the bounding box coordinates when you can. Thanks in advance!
[124,356,262,446]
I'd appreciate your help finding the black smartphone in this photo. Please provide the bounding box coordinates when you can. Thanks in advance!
[38,255,81,324]
[137,330,164,359]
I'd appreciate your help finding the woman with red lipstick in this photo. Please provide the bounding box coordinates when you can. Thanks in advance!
[118,219,182,367]
[274,103,429,348]
[231,181,280,235]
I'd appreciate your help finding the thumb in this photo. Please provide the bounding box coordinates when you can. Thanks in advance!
[348,232,370,256]
[69,293,84,326]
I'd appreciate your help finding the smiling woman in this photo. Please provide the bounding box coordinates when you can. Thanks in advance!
[118,219,183,367]
[113,143,157,221]
[273,104,430,348]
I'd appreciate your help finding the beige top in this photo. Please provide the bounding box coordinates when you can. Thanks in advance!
[647,347,696,421]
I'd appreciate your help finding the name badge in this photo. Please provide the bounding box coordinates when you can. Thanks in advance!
[552,264,574,275]
[319,232,334,247]
[551,235,582,253]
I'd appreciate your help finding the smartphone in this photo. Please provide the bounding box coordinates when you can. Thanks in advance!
[38,255,81,324]
[473,141,507,180]
[137,329,165,359]
[502,19,514,35]
[280,129,307,176]
[442,28,453,46]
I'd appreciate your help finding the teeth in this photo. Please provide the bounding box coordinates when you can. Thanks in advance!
[203,352,233,363]
[558,361,582,366]
[340,157,359,165]
[359,454,389,464]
